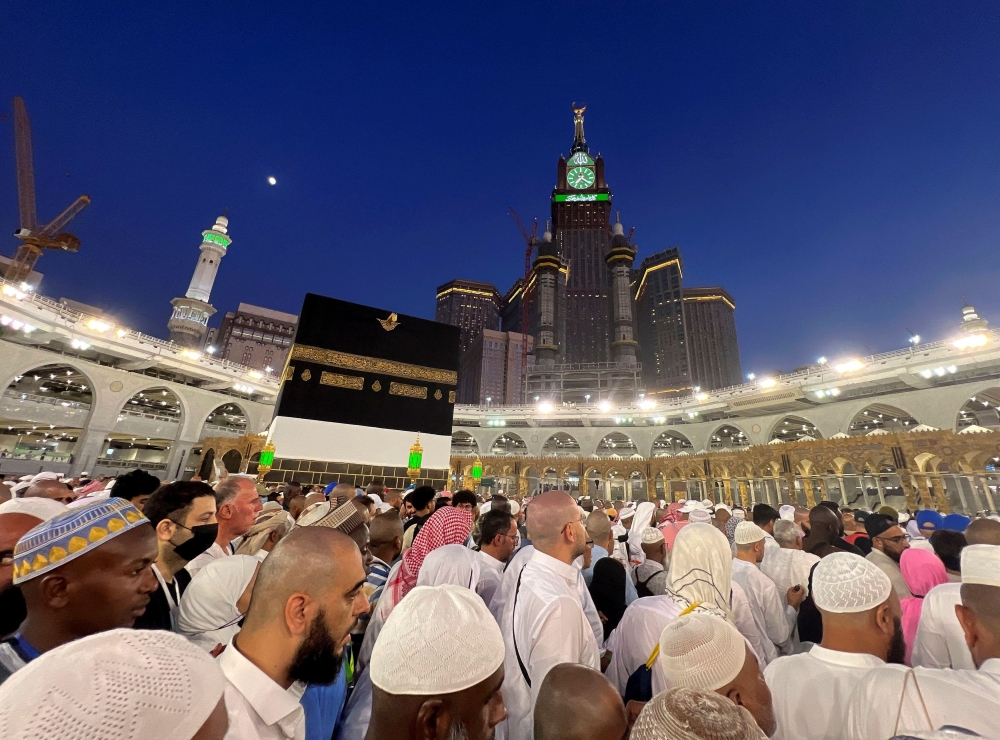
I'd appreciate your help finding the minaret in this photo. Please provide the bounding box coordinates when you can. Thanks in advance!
[605,213,638,367]
[168,214,230,348]
[532,227,563,369]
[960,300,989,333]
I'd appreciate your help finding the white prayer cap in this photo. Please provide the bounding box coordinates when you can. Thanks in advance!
[688,509,712,524]
[812,552,891,614]
[961,544,1000,587]
[641,527,665,545]
[296,500,331,527]
[377,502,394,514]
[631,687,766,740]
[29,472,58,482]
[368,493,383,506]
[731,508,746,521]
[0,497,66,522]
[714,503,731,514]
[700,499,714,508]
[370,584,504,695]
[680,500,704,514]
[778,504,796,521]
[656,613,746,691]
[619,506,636,520]
[734,521,768,545]
[80,471,90,476]
[898,511,910,525]
[18,475,32,482]
[509,500,520,516]
[0,628,225,740]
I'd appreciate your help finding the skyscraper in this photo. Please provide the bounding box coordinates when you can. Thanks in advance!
[634,248,689,396]
[167,214,230,349]
[458,329,533,405]
[434,279,501,356]
[550,105,613,365]
[683,287,742,390]
[213,303,298,372]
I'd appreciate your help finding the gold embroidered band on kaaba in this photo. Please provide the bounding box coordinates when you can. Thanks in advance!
[290,344,458,386]
[389,381,427,399]
[320,372,364,390]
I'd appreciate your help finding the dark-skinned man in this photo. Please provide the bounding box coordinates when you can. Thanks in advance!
[0,498,158,684]
[219,526,370,740]
[864,512,912,599]
[764,552,903,739]
[134,481,219,631]
[533,663,627,740]
[846,543,1000,738]
[0,498,66,637]
[654,611,776,737]
[801,504,843,558]
[367,584,506,740]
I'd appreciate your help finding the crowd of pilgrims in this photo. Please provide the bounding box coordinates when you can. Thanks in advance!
[0,468,998,739]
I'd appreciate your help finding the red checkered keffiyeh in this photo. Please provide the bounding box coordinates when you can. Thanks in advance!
[383,506,473,610]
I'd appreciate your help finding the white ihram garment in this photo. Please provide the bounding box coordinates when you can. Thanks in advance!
[499,549,600,740]
[845,659,1000,739]
[760,546,819,600]
[476,549,505,609]
[730,558,796,666]
[605,596,686,695]
[763,644,884,740]
[911,582,974,670]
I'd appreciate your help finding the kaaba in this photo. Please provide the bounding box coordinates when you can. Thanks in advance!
[264,293,460,488]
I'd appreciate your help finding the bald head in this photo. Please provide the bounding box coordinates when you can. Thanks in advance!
[966,518,1000,546]
[527,491,578,545]
[534,664,627,740]
[24,479,75,505]
[807,505,839,542]
[244,526,361,626]
[586,510,612,544]
[369,510,404,542]
[330,483,356,502]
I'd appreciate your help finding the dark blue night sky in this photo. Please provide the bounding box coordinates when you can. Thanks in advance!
[2,2,999,376]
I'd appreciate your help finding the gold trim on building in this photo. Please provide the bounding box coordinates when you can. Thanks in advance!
[320,371,364,390]
[291,344,457,385]
[301,369,312,381]
[389,381,428,399]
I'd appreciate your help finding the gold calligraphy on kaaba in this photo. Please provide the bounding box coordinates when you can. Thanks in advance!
[301,369,312,382]
[389,382,428,399]
[283,366,295,382]
[320,372,364,391]
[448,391,456,403]
[291,344,457,385]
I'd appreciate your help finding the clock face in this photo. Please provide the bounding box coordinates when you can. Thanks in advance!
[567,166,595,190]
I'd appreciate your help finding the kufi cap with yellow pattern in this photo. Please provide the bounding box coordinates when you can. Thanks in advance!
[13,498,147,585]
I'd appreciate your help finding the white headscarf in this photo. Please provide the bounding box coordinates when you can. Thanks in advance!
[666,523,734,620]
[235,510,294,557]
[177,554,260,651]
[628,502,658,564]
[416,544,481,591]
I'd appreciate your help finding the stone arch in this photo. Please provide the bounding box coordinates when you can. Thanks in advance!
[848,403,919,435]
[957,388,1000,431]
[451,431,479,454]
[596,432,638,457]
[710,424,750,449]
[199,401,249,438]
[489,432,527,455]
[769,416,822,443]
[650,431,693,457]
[542,432,581,455]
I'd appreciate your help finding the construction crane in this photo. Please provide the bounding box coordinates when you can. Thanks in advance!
[5,97,91,284]
[508,207,538,401]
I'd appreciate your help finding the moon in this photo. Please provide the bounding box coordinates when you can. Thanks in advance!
[267,176,277,185]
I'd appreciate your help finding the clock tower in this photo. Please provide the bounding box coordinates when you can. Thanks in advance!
[551,105,614,364]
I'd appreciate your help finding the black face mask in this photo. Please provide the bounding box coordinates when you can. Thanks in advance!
[0,586,27,637]
[172,523,219,562]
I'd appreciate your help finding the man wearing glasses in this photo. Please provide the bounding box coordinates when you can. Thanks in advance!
[865,513,913,599]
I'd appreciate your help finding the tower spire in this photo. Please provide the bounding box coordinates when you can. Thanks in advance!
[571,103,588,154]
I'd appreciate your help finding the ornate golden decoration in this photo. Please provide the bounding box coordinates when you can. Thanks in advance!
[291,344,457,385]
[389,382,427,399]
[372,380,382,392]
[448,391,456,403]
[283,366,296,382]
[320,372,364,390]
[378,312,400,331]
[301,369,312,382]
[434,389,443,400]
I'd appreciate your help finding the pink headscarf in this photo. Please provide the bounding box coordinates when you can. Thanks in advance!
[899,548,948,665]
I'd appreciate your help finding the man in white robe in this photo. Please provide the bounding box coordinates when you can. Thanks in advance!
[763,552,903,740]
[845,544,1000,739]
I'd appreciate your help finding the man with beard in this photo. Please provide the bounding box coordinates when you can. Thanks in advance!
[500,490,598,740]
[763,553,902,740]
[864,512,912,599]
[134,481,219,631]
[845,544,1000,738]
[0,498,66,638]
[367,584,506,740]
[0,498,158,684]
[218,526,369,740]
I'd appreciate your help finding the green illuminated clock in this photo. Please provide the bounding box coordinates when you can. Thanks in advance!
[567,166,595,189]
